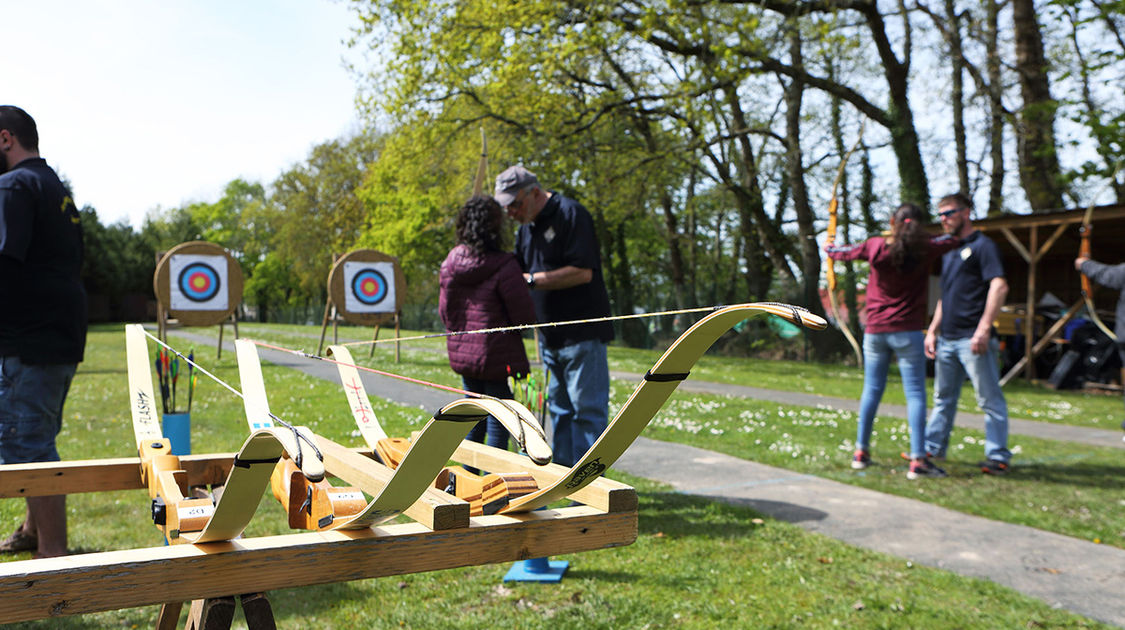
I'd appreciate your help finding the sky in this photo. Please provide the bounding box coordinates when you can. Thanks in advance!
[8,0,364,228]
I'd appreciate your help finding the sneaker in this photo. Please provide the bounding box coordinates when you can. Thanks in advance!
[979,459,1009,475]
[0,528,37,554]
[851,450,871,470]
[907,458,947,480]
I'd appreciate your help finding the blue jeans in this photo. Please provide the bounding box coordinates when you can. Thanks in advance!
[540,339,610,468]
[0,356,76,465]
[460,376,514,451]
[925,336,1011,462]
[857,331,928,458]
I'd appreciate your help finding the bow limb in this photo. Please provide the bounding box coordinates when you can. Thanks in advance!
[824,124,865,366]
[471,126,488,196]
[502,302,827,513]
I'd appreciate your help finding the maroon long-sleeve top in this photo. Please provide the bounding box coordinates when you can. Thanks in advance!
[439,244,537,380]
[827,234,958,333]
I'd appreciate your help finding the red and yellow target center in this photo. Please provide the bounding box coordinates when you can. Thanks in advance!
[190,275,211,291]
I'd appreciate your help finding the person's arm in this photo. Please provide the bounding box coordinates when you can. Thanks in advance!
[971,276,1008,355]
[498,258,537,325]
[825,238,872,261]
[1076,258,1125,291]
[925,300,943,359]
[525,265,592,291]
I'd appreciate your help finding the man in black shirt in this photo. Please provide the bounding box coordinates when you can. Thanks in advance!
[0,106,87,557]
[496,165,612,467]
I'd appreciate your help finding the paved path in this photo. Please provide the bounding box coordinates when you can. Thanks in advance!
[167,329,1125,627]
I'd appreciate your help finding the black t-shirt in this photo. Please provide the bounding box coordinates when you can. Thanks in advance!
[514,192,614,348]
[939,230,1005,340]
[0,158,87,363]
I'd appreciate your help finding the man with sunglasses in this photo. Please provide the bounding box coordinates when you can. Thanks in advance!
[923,193,1012,475]
[495,165,613,468]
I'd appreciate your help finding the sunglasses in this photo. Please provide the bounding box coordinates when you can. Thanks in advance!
[938,207,966,218]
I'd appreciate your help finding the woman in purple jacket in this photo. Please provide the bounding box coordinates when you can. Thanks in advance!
[827,203,958,479]
[439,195,537,450]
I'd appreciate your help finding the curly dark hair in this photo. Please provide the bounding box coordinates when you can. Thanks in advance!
[887,203,930,272]
[456,195,505,254]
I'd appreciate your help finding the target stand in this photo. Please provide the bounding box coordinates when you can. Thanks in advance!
[318,249,407,359]
[154,241,244,358]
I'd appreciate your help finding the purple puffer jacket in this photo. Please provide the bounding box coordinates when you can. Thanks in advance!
[439,244,536,380]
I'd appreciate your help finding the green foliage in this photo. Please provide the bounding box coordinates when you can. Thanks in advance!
[79,207,154,321]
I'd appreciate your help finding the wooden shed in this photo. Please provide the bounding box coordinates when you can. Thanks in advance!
[966,204,1125,385]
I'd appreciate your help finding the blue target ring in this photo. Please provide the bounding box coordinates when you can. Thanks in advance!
[351,268,389,306]
[177,262,222,303]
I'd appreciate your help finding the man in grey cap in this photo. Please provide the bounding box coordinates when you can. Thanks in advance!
[495,165,613,468]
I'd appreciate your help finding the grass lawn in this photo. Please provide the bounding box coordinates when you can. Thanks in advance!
[0,325,1116,628]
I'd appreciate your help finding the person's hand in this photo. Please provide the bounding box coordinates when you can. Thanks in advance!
[924,330,937,359]
[970,327,991,355]
[1075,256,1090,271]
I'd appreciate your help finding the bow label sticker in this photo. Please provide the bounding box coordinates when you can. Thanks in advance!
[565,457,607,489]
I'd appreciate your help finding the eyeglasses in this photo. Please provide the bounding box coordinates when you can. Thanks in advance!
[938,207,965,218]
[505,188,530,213]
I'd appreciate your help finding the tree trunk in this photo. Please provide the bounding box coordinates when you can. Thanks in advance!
[784,24,827,333]
[986,0,1006,215]
[1012,0,1065,211]
[947,0,969,195]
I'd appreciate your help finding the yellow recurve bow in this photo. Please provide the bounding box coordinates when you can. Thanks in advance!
[1078,165,1121,341]
[825,123,866,367]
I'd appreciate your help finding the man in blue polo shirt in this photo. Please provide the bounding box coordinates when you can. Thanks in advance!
[495,165,613,468]
[923,192,1012,475]
[0,106,87,557]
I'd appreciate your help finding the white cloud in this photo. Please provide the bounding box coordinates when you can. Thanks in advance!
[8,0,362,227]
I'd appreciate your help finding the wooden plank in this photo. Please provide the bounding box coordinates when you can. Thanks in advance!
[0,506,636,624]
[451,440,638,514]
[0,455,234,498]
[1000,298,1084,385]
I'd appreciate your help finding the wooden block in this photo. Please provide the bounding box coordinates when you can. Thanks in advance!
[0,507,636,623]
[451,441,638,513]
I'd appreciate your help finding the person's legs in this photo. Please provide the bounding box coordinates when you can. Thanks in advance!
[460,376,490,446]
[547,340,609,468]
[889,331,928,459]
[477,379,515,451]
[962,337,1011,464]
[541,344,575,466]
[925,337,966,458]
[0,357,75,557]
[26,496,66,558]
[856,333,892,453]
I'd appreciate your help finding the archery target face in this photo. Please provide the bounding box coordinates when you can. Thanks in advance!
[344,261,396,313]
[170,255,229,311]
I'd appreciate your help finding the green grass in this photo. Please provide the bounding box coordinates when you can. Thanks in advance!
[0,325,1116,628]
[231,322,1125,430]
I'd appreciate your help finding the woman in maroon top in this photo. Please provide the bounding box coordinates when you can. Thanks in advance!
[827,203,958,479]
[439,196,536,451]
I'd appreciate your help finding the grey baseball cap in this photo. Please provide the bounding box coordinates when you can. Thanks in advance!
[494,165,538,207]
